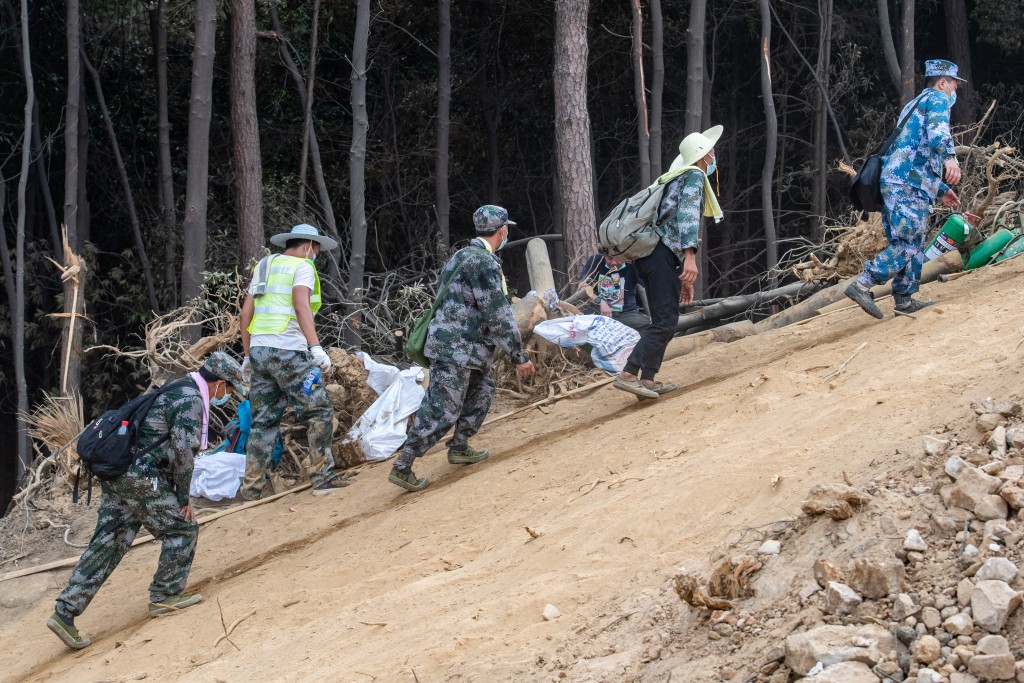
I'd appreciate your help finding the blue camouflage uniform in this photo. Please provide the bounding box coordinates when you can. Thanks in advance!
[394,236,528,471]
[858,87,956,298]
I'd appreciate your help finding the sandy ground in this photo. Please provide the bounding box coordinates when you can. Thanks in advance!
[1,256,1022,683]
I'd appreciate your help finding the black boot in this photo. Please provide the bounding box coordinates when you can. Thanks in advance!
[844,281,884,319]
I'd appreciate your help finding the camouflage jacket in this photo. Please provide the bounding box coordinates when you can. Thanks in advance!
[135,378,204,507]
[658,169,703,262]
[881,88,955,200]
[424,238,528,370]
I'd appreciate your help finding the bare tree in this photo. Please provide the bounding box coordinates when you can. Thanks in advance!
[684,0,707,134]
[180,0,218,304]
[61,0,84,397]
[554,0,598,275]
[347,0,371,345]
[944,0,977,127]
[649,0,664,174]
[264,8,344,281]
[150,0,178,305]
[811,0,833,236]
[230,0,264,269]
[899,0,915,105]
[436,0,452,252]
[758,0,779,272]
[297,0,320,208]
[630,0,651,186]
[13,0,33,477]
[877,0,902,93]
[82,49,160,312]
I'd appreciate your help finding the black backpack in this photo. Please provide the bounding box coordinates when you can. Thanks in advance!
[74,379,189,503]
[849,96,923,215]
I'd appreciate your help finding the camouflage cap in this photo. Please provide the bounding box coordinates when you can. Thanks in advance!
[925,59,967,83]
[473,205,517,234]
[202,351,248,396]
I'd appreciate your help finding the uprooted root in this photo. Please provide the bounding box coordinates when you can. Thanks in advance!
[707,555,764,600]
[673,572,736,611]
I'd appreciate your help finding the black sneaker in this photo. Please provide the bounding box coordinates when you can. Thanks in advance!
[388,466,429,492]
[894,298,936,316]
[844,281,884,319]
[312,476,354,496]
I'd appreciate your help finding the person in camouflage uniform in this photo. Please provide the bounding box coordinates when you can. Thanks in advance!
[389,205,535,492]
[614,126,724,400]
[846,60,964,318]
[47,352,247,650]
[239,224,351,500]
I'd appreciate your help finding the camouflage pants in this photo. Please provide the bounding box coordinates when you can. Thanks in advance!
[242,347,335,500]
[55,469,198,618]
[858,184,930,298]
[394,361,495,470]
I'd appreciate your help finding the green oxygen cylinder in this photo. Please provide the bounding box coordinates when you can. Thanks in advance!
[924,213,970,262]
[965,227,1016,270]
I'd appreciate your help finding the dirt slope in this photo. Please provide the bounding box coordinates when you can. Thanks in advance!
[1,257,1022,683]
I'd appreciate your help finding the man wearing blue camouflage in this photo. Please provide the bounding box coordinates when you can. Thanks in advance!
[239,224,351,500]
[846,60,963,318]
[389,205,535,492]
[47,352,246,650]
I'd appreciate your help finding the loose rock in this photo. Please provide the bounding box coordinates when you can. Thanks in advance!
[847,555,906,599]
[922,435,950,456]
[999,485,1024,510]
[970,580,1023,632]
[904,528,928,552]
[783,624,895,676]
[975,557,1018,583]
[940,467,1002,511]
[811,661,881,683]
[975,494,1009,521]
[968,653,1016,680]
[824,581,862,615]
[757,539,781,556]
[943,612,973,635]
[911,634,942,664]
[543,604,561,621]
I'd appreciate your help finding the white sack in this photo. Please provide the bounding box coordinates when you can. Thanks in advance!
[343,353,426,461]
[533,314,640,374]
[189,451,246,501]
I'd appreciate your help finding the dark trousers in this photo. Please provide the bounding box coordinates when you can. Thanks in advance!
[623,241,681,380]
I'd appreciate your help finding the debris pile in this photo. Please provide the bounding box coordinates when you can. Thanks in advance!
[537,396,1024,682]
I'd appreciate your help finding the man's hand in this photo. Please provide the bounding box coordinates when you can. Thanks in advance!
[944,158,962,185]
[180,504,195,522]
[515,360,535,379]
[679,282,695,306]
[599,300,613,317]
[679,251,698,287]
[310,345,332,371]
[940,188,960,207]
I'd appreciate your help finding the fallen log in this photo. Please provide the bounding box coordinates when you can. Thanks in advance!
[675,281,816,332]
[754,250,963,332]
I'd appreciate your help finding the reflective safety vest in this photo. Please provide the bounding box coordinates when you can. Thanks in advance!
[248,255,322,335]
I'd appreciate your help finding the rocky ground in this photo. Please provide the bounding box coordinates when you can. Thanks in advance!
[547,397,1024,683]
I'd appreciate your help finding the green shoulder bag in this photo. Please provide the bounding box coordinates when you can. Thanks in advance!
[405,250,475,367]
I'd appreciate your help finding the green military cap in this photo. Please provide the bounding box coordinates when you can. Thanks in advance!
[473,205,517,235]
[202,351,248,396]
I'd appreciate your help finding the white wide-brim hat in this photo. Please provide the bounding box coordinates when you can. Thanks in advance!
[269,223,339,251]
[669,125,724,172]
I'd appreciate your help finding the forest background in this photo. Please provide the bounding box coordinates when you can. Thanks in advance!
[0,0,1022,511]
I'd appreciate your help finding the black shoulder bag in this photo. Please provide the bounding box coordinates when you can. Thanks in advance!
[849,96,925,215]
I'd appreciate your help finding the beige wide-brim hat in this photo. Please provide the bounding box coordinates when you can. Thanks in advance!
[269,223,339,251]
[668,125,724,172]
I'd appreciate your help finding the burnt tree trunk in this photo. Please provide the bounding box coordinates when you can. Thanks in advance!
[943,0,976,128]
[230,0,264,269]
[150,0,177,305]
[61,0,83,396]
[297,0,320,208]
[685,0,707,135]
[758,0,779,273]
[436,0,452,253]
[553,0,598,276]
[346,0,371,346]
[630,0,651,186]
[649,0,664,174]
[877,0,902,93]
[899,0,915,105]
[811,0,833,239]
[180,0,217,305]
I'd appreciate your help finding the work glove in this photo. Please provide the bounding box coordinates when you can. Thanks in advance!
[241,356,251,383]
[310,344,332,372]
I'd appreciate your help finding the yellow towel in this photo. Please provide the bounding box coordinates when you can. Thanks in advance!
[654,166,724,223]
